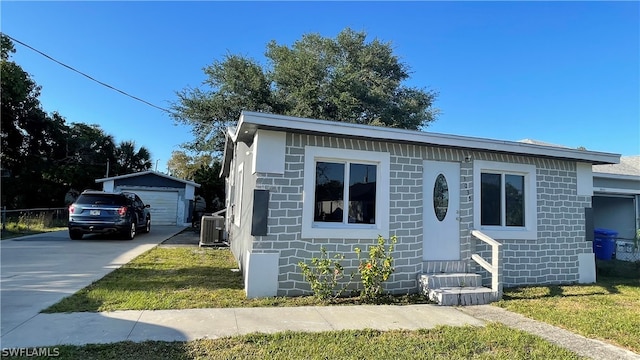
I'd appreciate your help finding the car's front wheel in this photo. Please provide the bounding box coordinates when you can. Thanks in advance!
[141,217,151,233]
[69,230,83,240]
[123,221,136,240]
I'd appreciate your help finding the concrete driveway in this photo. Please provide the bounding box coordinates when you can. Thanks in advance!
[0,226,184,338]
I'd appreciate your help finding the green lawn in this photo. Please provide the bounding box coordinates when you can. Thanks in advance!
[7,324,584,360]
[43,246,639,355]
[1,226,67,240]
[44,247,317,312]
[1,214,67,240]
[496,275,640,353]
[44,247,427,313]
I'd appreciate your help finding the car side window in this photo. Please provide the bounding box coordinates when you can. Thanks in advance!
[135,195,144,208]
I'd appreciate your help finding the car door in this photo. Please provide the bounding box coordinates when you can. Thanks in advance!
[133,195,146,226]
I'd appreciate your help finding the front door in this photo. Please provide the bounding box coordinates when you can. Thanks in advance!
[423,161,460,261]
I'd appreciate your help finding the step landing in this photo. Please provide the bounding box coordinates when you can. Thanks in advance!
[418,273,499,306]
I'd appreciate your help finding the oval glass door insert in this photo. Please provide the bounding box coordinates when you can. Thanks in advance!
[433,173,449,221]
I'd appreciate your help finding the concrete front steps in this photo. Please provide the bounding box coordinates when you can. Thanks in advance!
[418,273,499,306]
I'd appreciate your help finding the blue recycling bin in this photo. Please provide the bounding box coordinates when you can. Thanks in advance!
[593,228,618,260]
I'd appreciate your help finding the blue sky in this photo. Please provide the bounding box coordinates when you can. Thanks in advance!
[2,1,639,172]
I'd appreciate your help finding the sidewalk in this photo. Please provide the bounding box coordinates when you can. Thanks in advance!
[1,304,638,359]
[1,305,482,347]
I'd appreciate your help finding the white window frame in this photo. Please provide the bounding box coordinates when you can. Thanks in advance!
[234,162,244,226]
[302,146,389,239]
[473,160,537,240]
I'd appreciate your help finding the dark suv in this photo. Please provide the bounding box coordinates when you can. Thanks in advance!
[68,190,151,240]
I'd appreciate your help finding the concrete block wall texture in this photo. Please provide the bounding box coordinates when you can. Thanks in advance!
[236,132,590,296]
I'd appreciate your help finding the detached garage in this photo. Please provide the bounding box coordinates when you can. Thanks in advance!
[96,171,200,226]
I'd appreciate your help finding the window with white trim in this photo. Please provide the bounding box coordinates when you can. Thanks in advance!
[315,162,377,224]
[302,146,389,239]
[473,160,537,240]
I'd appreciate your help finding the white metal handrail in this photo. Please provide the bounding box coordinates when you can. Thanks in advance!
[470,230,503,297]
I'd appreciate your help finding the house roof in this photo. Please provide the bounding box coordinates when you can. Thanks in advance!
[517,139,570,149]
[224,111,620,173]
[593,156,640,180]
[95,170,201,187]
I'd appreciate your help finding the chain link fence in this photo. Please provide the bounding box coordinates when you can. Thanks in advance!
[615,238,640,263]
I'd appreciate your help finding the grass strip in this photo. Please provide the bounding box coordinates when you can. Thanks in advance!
[497,276,640,353]
[6,324,584,360]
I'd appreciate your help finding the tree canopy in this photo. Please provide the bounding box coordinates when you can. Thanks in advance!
[1,34,153,208]
[172,28,438,154]
[167,151,224,212]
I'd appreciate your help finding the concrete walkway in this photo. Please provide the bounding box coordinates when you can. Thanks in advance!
[1,304,638,359]
[1,305,482,347]
[459,305,640,360]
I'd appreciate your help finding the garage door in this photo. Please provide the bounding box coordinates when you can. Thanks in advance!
[128,190,178,225]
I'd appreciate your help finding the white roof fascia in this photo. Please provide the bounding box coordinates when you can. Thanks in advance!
[593,172,640,181]
[237,111,619,165]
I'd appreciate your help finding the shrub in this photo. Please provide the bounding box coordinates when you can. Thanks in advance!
[355,235,397,301]
[298,235,398,303]
[298,247,353,301]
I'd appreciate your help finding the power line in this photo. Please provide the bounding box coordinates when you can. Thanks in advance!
[2,33,173,114]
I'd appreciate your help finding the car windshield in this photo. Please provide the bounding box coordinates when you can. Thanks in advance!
[75,194,126,206]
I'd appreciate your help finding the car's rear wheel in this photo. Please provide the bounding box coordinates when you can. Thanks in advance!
[69,230,83,240]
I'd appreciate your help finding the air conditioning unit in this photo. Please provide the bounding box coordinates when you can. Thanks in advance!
[199,215,224,247]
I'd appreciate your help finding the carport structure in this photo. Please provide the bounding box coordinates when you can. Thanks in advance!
[592,156,640,248]
[96,170,200,226]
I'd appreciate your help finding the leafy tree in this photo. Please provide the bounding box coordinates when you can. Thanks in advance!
[167,150,213,180]
[167,151,224,212]
[0,34,155,208]
[192,160,225,212]
[172,28,438,154]
[45,122,117,190]
[114,141,152,175]
[1,35,68,207]
[1,34,50,174]
[167,151,223,212]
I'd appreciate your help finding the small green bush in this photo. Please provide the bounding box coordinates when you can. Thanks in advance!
[355,235,397,301]
[298,235,398,303]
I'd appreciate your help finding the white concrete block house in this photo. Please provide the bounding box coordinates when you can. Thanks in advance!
[221,111,620,304]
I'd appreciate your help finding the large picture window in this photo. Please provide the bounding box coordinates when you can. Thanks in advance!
[473,160,536,240]
[302,146,389,239]
[314,162,377,224]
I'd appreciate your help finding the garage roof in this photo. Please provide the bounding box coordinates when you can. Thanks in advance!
[96,170,201,187]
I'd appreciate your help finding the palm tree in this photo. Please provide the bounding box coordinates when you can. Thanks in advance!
[115,141,152,175]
